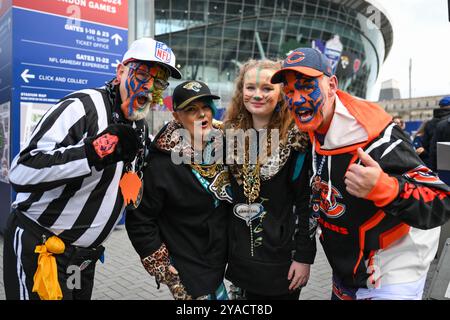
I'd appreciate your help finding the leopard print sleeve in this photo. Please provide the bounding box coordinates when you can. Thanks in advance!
[141,244,192,300]
[288,125,310,153]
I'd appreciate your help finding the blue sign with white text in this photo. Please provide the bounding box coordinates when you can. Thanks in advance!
[0,2,128,233]
[12,7,127,103]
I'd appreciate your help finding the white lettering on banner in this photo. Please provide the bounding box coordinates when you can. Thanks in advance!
[34,75,86,85]
[97,36,109,43]
[76,39,92,47]
[445,281,450,298]
[88,1,117,14]
[47,57,109,70]
[67,78,88,85]
[39,75,54,81]
[20,92,59,103]
[64,24,84,33]
[85,28,96,35]
[81,61,109,69]
[58,58,82,66]
[58,0,87,6]
[93,42,109,50]
[102,0,122,5]
[76,54,95,61]
[95,57,109,63]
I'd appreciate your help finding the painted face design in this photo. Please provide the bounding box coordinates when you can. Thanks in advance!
[121,62,169,121]
[282,71,325,132]
[243,67,280,117]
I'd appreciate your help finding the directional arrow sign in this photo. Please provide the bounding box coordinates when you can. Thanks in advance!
[111,59,121,69]
[111,33,123,46]
[21,69,35,83]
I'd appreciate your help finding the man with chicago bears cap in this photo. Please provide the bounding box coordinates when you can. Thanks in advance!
[4,38,180,300]
[271,47,450,300]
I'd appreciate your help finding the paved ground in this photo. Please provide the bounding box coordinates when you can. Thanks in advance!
[0,227,437,300]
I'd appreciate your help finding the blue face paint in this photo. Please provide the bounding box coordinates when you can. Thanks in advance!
[121,62,169,119]
[284,74,324,123]
[124,63,151,117]
[283,72,326,131]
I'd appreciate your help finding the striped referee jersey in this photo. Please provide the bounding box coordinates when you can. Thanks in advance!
[9,88,127,248]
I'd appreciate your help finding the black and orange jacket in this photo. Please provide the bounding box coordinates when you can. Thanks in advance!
[310,90,450,289]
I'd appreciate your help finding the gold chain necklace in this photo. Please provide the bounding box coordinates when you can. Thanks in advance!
[240,128,274,204]
[190,163,222,178]
[242,161,261,204]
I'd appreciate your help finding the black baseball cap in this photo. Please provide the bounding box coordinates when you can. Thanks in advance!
[172,80,220,112]
[271,47,333,83]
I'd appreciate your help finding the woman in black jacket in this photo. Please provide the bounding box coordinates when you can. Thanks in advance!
[126,80,232,299]
[224,59,316,300]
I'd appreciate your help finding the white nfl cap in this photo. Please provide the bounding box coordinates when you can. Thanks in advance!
[122,38,182,79]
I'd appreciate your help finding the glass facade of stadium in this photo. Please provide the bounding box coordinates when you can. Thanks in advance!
[130,0,393,113]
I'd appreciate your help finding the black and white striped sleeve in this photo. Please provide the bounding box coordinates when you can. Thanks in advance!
[9,96,97,192]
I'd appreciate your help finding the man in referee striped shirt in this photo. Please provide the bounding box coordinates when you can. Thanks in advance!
[3,38,182,300]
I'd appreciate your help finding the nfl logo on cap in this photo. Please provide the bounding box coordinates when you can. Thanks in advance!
[155,42,171,63]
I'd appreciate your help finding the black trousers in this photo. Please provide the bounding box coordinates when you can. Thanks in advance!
[3,211,104,300]
[245,289,301,300]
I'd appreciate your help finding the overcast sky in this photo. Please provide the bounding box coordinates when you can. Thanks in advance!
[370,0,450,100]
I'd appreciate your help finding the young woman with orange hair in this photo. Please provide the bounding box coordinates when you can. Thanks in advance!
[224,59,316,300]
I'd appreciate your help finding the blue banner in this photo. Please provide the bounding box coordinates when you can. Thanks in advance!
[0,2,128,232]
[13,7,127,103]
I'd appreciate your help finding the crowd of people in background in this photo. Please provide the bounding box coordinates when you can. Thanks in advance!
[393,96,450,172]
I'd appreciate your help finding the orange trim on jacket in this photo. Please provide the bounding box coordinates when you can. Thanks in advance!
[366,171,399,207]
[353,210,386,275]
[379,223,410,249]
[309,90,392,156]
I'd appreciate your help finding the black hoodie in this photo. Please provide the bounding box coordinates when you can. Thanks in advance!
[225,126,316,296]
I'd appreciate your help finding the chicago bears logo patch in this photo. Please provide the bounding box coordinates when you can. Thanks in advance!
[404,165,441,184]
[286,51,305,65]
[311,176,346,219]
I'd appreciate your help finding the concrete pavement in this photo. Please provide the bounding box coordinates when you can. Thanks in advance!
[0,227,437,300]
